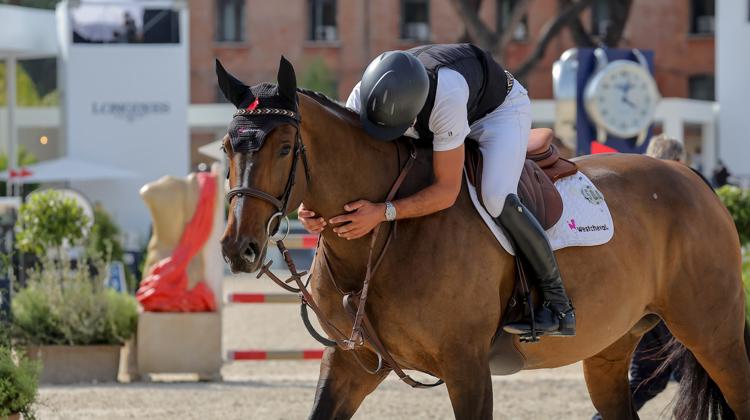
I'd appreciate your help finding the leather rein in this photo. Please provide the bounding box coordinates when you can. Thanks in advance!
[226,106,443,388]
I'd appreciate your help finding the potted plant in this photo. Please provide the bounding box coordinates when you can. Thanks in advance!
[0,346,40,419]
[11,256,138,384]
[11,190,138,384]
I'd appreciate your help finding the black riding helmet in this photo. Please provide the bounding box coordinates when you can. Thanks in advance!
[359,51,429,141]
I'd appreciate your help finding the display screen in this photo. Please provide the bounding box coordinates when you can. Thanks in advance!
[71,4,180,44]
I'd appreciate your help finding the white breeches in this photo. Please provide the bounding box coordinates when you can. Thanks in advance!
[469,81,532,217]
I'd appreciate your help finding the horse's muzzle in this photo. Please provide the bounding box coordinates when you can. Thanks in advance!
[221,234,263,273]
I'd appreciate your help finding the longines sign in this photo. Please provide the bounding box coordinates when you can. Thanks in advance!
[91,101,171,122]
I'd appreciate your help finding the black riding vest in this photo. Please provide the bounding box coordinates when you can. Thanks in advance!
[408,43,508,142]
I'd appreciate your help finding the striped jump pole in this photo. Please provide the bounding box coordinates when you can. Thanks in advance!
[226,292,299,304]
[272,232,318,249]
[227,349,325,361]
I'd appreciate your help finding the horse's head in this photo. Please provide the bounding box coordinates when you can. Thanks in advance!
[217,57,308,273]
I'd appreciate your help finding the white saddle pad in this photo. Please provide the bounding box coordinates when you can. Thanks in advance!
[466,171,614,255]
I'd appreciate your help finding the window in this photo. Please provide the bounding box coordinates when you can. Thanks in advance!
[309,0,337,42]
[216,0,245,42]
[496,0,528,41]
[688,75,715,100]
[590,0,610,36]
[690,0,715,34]
[401,0,430,42]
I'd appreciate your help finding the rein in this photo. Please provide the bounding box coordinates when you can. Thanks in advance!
[226,106,442,389]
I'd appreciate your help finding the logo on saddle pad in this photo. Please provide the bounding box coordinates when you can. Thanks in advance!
[580,185,605,205]
[568,218,609,233]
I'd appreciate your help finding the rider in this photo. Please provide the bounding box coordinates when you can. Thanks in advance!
[298,43,575,336]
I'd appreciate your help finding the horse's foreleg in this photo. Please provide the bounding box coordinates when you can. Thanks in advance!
[308,347,389,420]
[442,356,493,420]
[582,331,643,420]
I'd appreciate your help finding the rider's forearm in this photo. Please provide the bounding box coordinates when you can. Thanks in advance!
[391,183,459,220]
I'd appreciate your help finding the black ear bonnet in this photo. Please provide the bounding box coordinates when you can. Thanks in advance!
[227,83,298,153]
[216,57,299,153]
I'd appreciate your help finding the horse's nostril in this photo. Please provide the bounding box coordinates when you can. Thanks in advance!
[244,246,254,258]
[245,241,261,262]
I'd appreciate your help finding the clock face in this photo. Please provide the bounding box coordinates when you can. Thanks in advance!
[584,61,660,139]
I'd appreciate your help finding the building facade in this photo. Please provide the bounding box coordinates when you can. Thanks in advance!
[188,0,717,168]
[189,0,716,103]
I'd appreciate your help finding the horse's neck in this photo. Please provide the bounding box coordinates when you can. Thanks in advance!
[299,94,400,285]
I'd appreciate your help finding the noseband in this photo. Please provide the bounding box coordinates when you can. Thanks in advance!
[225,107,311,239]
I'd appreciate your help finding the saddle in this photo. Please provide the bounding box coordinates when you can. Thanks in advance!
[464,128,578,229]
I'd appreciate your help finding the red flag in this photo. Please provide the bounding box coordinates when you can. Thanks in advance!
[590,141,619,154]
[9,168,32,179]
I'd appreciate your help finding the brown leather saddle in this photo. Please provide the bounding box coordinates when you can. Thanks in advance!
[464,128,578,229]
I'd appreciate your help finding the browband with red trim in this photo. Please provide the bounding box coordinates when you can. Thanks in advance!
[233,107,299,120]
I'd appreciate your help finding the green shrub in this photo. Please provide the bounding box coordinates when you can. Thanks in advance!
[85,204,138,291]
[717,186,750,247]
[12,257,138,346]
[15,189,89,256]
[0,347,39,419]
[86,204,124,262]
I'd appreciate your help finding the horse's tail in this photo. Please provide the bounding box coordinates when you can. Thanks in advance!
[661,321,749,419]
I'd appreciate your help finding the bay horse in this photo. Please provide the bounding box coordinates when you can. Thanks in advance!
[219,58,750,419]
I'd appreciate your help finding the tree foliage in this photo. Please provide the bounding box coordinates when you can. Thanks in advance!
[0,61,59,107]
[449,0,634,79]
[0,0,59,10]
[15,190,89,256]
[86,204,124,263]
[300,57,339,99]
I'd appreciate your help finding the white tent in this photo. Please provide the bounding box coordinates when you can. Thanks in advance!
[0,156,137,183]
[198,139,224,161]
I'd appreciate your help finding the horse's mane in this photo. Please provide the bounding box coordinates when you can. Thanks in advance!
[297,88,359,124]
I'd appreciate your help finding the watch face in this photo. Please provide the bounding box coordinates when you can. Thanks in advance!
[584,61,660,139]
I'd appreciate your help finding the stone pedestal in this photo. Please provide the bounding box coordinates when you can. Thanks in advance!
[136,312,221,379]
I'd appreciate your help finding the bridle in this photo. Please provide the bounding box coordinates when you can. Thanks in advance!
[224,104,442,389]
[225,106,311,241]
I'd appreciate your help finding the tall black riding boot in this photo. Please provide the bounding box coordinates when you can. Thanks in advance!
[496,194,576,337]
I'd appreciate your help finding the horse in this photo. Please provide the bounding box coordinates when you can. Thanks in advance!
[219,57,750,419]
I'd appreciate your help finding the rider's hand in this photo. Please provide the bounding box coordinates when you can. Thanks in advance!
[298,204,326,233]
[329,200,385,240]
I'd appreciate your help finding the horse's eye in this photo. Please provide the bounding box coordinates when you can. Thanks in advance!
[280,145,292,156]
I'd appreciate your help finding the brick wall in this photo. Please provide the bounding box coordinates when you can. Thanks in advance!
[190,0,714,102]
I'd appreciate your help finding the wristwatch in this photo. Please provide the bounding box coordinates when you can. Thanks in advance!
[384,201,397,221]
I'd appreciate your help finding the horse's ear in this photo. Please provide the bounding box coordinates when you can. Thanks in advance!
[216,59,255,109]
[277,56,297,105]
